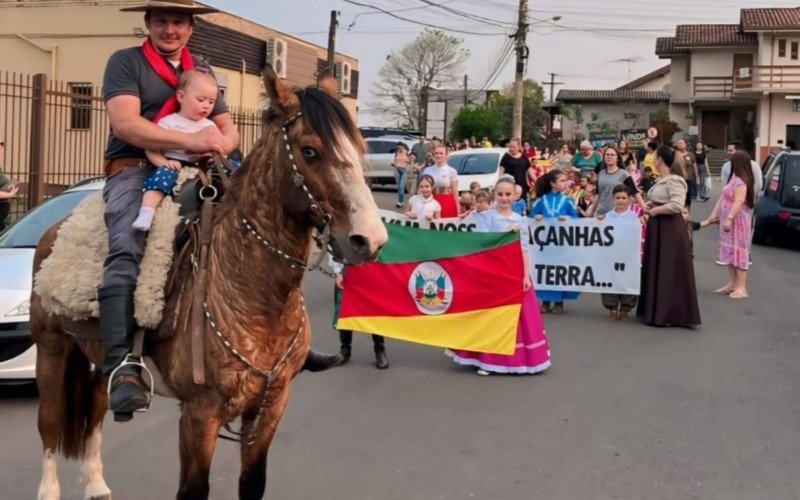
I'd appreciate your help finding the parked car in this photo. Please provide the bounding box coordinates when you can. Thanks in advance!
[752,151,800,244]
[363,136,418,186]
[359,126,421,139]
[445,147,505,192]
[0,179,104,383]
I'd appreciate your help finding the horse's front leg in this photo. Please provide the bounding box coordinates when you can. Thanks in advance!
[238,387,292,500]
[176,402,222,500]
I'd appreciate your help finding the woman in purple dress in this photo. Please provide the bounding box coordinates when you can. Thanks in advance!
[706,151,756,299]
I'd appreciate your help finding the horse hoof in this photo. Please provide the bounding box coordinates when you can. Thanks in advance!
[113,412,133,422]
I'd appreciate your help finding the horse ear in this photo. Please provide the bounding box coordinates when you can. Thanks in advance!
[318,67,338,98]
[263,64,299,113]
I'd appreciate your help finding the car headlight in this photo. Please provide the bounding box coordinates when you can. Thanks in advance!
[5,299,30,317]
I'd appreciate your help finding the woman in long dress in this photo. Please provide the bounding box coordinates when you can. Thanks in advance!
[705,150,755,299]
[446,178,551,375]
[637,146,701,327]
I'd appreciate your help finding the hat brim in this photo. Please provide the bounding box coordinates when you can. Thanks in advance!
[120,3,219,14]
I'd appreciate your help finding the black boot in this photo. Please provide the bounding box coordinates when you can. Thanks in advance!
[339,330,353,364]
[302,348,344,372]
[99,285,149,420]
[373,335,389,370]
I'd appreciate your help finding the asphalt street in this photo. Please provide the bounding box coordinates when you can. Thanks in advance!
[1,185,799,500]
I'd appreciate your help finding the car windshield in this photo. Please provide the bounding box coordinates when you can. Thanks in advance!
[366,141,398,155]
[0,190,98,248]
[450,153,500,175]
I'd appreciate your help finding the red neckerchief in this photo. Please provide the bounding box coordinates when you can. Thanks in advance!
[141,38,195,123]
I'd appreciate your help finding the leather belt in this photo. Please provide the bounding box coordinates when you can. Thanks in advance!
[104,157,147,176]
[433,187,452,195]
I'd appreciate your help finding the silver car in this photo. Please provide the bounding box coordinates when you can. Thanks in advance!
[0,179,104,383]
[363,136,419,186]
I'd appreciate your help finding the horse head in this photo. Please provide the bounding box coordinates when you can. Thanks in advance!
[248,65,387,265]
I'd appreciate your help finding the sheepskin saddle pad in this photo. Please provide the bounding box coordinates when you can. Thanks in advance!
[34,192,182,329]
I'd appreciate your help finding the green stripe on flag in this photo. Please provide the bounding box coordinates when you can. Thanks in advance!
[377,223,520,264]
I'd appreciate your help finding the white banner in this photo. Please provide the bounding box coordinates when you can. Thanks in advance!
[379,209,642,294]
[528,217,642,294]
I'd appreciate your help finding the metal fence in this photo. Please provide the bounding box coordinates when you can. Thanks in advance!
[0,71,264,221]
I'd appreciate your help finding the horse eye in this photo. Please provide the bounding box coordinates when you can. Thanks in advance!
[301,147,319,160]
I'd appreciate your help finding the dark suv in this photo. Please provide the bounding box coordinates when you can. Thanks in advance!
[752,151,800,244]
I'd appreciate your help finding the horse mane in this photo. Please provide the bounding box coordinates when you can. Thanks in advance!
[296,87,364,160]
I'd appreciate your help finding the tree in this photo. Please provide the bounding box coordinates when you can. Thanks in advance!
[371,29,469,130]
[560,104,585,142]
[490,79,549,141]
[449,105,502,142]
[649,103,681,144]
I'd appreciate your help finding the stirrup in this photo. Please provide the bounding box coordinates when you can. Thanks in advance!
[107,354,155,421]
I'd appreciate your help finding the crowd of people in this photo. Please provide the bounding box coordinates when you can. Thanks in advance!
[366,129,762,376]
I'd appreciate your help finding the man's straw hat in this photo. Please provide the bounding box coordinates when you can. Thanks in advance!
[121,0,219,14]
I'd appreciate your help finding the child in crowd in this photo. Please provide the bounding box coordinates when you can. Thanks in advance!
[640,166,656,195]
[446,178,550,375]
[532,170,580,314]
[459,191,475,216]
[512,184,527,216]
[474,189,492,213]
[578,185,596,218]
[683,205,714,242]
[404,174,441,221]
[134,69,219,230]
[597,184,644,321]
[469,181,481,198]
[568,173,586,203]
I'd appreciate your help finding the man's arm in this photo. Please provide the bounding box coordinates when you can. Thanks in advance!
[107,95,227,154]
[210,112,240,155]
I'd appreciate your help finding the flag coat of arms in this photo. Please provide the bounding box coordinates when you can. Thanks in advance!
[337,224,524,355]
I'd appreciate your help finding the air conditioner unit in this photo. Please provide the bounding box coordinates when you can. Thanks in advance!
[334,61,351,95]
[266,38,288,78]
[739,67,752,78]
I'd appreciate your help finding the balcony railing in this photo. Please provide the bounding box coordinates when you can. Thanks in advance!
[693,77,733,100]
[734,66,800,93]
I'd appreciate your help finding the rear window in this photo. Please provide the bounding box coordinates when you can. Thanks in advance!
[781,156,800,208]
[366,141,397,155]
[449,153,500,175]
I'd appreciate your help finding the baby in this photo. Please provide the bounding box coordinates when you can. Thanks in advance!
[133,69,219,230]
[474,189,491,213]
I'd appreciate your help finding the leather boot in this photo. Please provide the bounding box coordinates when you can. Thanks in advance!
[339,330,353,364]
[302,348,344,372]
[99,285,148,418]
[373,335,389,370]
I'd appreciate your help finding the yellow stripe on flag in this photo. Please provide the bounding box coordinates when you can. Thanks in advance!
[337,305,521,355]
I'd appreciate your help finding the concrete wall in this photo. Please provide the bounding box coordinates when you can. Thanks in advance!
[670,58,691,103]
[691,49,738,78]
[631,72,670,92]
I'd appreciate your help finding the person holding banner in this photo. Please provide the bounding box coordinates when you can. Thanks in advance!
[420,145,459,217]
[590,146,646,217]
[446,178,551,375]
[532,170,580,314]
[404,175,441,221]
[638,147,701,328]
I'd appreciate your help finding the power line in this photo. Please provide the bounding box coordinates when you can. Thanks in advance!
[415,0,515,29]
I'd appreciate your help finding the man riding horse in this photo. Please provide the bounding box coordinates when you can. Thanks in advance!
[102,0,342,416]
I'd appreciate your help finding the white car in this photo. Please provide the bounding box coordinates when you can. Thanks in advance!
[363,136,419,186]
[0,179,104,383]
[445,147,505,192]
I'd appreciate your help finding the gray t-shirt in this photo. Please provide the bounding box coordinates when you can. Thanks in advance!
[596,168,636,215]
[102,47,228,160]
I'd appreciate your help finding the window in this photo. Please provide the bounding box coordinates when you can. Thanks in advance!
[792,41,798,60]
[366,141,397,155]
[779,39,787,57]
[68,83,92,130]
[451,153,500,175]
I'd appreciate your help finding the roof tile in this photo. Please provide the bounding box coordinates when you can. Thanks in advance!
[741,8,800,31]
[556,90,669,103]
[674,24,757,48]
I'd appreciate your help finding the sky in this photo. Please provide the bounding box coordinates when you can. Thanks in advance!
[210,0,800,126]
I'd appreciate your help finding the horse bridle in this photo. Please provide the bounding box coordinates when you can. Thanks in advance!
[238,109,340,275]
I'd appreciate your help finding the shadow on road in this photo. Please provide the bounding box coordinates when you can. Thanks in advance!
[0,382,38,399]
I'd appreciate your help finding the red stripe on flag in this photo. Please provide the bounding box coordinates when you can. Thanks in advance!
[340,241,523,318]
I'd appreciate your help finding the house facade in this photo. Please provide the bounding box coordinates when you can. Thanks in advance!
[0,0,360,116]
[657,7,800,162]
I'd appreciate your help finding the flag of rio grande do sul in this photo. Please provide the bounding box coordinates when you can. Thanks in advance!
[337,224,524,355]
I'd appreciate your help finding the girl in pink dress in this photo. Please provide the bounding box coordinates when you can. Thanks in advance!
[446,178,551,375]
[706,151,756,299]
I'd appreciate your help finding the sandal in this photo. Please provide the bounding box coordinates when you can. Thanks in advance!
[714,286,733,294]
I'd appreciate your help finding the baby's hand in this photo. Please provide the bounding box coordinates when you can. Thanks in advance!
[164,160,182,171]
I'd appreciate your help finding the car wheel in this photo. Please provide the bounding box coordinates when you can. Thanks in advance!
[752,216,769,245]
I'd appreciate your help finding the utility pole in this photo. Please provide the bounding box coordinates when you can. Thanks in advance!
[464,74,468,107]
[542,72,564,135]
[512,0,528,140]
[326,11,339,73]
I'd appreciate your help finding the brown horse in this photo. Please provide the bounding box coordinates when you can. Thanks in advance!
[31,68,387,500]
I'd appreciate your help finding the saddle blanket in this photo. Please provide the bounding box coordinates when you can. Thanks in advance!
[34,192,182,329]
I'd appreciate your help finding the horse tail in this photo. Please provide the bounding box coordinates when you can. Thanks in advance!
[58,344,104,460]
